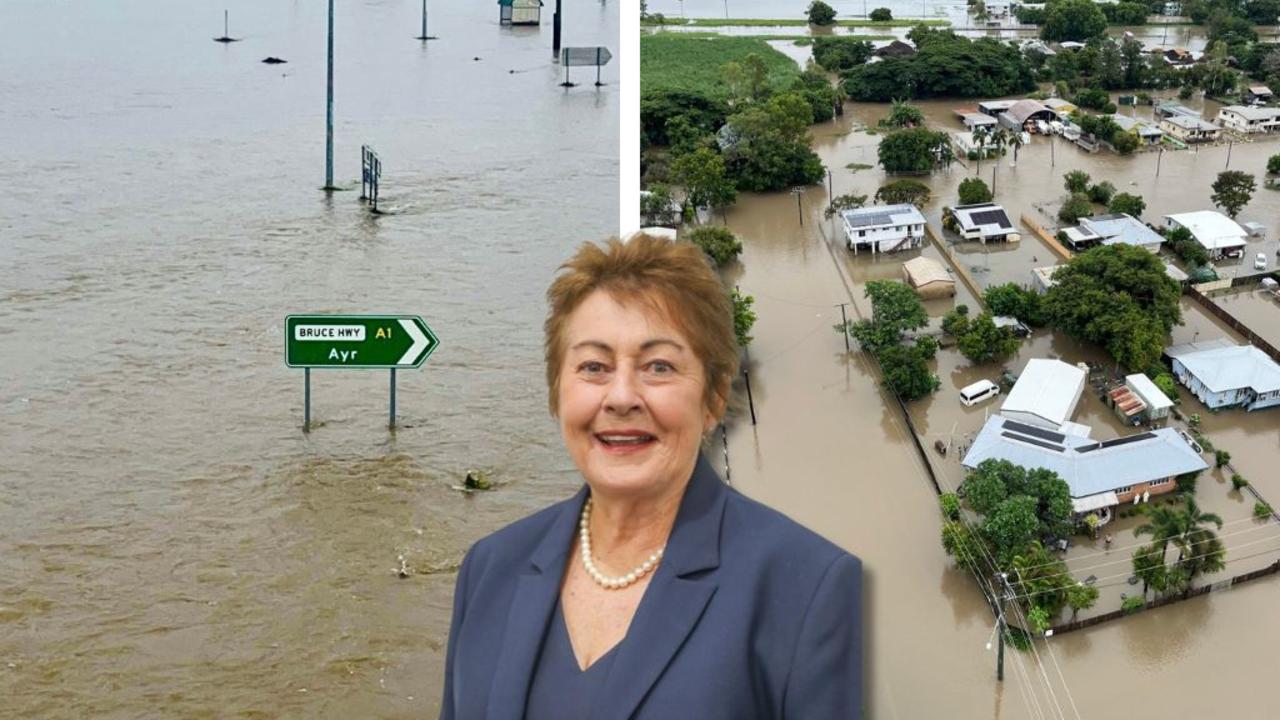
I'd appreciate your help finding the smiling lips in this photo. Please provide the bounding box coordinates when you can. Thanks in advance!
[594,430,657,453]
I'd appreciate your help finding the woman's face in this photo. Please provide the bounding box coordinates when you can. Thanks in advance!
[557,289,717,501]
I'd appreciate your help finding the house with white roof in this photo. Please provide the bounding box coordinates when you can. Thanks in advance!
[962,415,1208,523]
[1062,213,1165,252]
[1166,339,1280,411]
[1215,105,1280,133]
[945,203,1019,243]
[1000,358,1087,429]
[840,204,926,255]
[1163,211,1248,259]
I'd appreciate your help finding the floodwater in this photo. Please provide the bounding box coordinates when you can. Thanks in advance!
[0,0,617,717]
[715,90,1280,716]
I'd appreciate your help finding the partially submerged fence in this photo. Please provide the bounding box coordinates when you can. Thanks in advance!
[1185,284,1280,364]
[924,224,987,310]
[1019,213,1072,262]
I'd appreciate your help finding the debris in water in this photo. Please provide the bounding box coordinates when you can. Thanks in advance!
[262,57,287,64]
[396,554,410,579]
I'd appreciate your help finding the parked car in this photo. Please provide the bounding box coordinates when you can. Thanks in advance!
[1256,253,1269,270]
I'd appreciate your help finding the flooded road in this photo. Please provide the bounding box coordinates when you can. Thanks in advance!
[0,0,616,717]
[716,89,1280,717]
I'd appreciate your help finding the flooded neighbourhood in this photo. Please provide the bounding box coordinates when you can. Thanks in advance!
[1,0,616,717]
[645,5,1280,718]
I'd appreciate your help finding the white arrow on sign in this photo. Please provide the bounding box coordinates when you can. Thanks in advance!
[398,318,429,365]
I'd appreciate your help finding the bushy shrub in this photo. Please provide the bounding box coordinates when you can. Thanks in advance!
[1215,449,1231,468]
[687,225,743,266]
[1255,502,1273,519]
[940,493,961,520]
[1232,474,1249,490]
[1058,193,1094,224]
[1087,181,1116,205]
[1122,595,1146,614]
[869,7,893,21]
[807,0,837,25]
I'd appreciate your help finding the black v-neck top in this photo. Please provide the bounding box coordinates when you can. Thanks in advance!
[525,601,621,720]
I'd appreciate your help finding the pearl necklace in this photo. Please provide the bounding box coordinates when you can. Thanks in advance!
[579,497,664,590]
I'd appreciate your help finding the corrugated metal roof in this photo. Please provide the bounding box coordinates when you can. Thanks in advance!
[1166,342,1280,394]
[841,203,925,229]
[902,256,953,287]
[1080,214,1165,248]
[1126,373,1174,410]
[1163,210,1247,250]
[962,415,1209,498]
[1000,358,1085,428]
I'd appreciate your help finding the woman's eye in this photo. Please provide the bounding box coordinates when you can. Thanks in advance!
[579,361,606,374]
[649,360,674,373]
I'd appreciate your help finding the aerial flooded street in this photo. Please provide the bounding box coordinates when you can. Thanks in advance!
[1,0,616,717]
[654,11,1280,717]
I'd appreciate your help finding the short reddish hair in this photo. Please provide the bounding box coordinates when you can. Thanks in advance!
[544,234,738,419]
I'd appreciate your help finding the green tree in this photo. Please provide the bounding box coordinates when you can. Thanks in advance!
[877,340,941,399]
[1210,170,1256,219]
[1154,373,1178,401]
[941,306,971,336]
[1042,0,1108,42]
[1087,181,1116,205]
[983,495,1040,563]
[687,226,743,266]
[812,37,874,71]
[877,127,951,174]
[842,32,1036,102]
[721,93,826,192]
[731,289,757,346]
[848,280,929,352]
[881,100,926,129]
[964,466,1010,516]
[874,179,932,206]
[671,147,738,216]
[640,183,676,225]
[1176,525,1226,593]
[1064,169,1091,194]
[806,0,837,25]
[1247,0,1280,24]
[957,313,1021,364]
[940,492,961,520]
[824,193,868,219]
[1108,192,1146,217]
[941,520,987,568]
[1043,243,1182,371]
[1215,449,1232,468]
[869,7,893,21]
[1112,131,1140,155]
[958,177,993,205]
[1268,153,1280,176]
[984,283,1046,326]
[1132,543,1169,598]
[1065,582,1099,620]
[1058,192,1095,224]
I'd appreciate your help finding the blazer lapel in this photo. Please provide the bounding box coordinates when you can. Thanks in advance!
[595,454,729,720]
[484,486,586,720]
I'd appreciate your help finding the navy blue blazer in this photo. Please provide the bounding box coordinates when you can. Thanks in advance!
[440,454,862,720]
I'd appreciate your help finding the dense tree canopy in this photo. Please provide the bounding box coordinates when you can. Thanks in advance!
[842,29,1035,101]
[807,0,837,25]
[875,178,932,206]
[1042,0,1109,42]
[720,93,826,191]
[1210,170,1256,218]
[877,127,951,174]
[812,36,874,72]
[958,177,993,205]
[1043,244,1182,371]
[956,313,1022,364]
[849,280,929,353]
[1108,192,1146,217]
[985,283,1046,326]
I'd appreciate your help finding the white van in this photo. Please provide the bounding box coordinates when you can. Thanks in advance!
[1256,253,1268,270]
[960,379,1001,407]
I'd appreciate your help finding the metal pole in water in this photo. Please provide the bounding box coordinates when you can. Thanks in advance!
[389,368,397,429]
[224,9,229,38]
[553,0,563,59]
[1225,140,1233,169]
[304,368,311,432]
[422,0,428,39]
[325,0,335,190]
[838,302,850,352]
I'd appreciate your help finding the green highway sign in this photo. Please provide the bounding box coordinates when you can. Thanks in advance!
[285,315,439,369]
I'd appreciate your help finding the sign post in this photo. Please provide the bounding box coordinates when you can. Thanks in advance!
[286,314,440,430]
[360,145,382,212]
[560,46,612,87]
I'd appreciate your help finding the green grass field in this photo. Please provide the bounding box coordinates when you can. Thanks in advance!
[641,34,800,99]
[643,17,950,28]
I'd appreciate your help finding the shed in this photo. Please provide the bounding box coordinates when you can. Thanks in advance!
[499,0,543,25]
[960,112,998,131]
[1246,84,1274,104]
[1126,373,1174,421]
[901,256,956,299]
[1044,97,1077,115]
[1163,211,1248,259]
[998,99,1057,132]
[1000,358,1086,429]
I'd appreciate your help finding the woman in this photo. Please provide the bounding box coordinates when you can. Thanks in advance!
[440,234,862,719]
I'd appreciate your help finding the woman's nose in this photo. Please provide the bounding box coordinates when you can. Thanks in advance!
[604,368,642,414]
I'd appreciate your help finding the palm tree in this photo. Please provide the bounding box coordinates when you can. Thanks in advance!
[1172,497,1223,565]
[1008,130,1025,167]
[972,127,990,174]
[1177,526,1226,594]
[1135,504,1183,564]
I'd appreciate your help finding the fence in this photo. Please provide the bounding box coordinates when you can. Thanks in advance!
[923,224,987,310]
[1019,213,1073,262]
[1184,284,1280,363]
[1036,558,1280,637]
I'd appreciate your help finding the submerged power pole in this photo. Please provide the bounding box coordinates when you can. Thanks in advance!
[324,0,336,190]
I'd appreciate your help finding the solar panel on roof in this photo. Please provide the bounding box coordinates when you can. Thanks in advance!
[1002,420,1065,444]
[1001,431,1065,453]
[969,210,1011,227]
[845,211,896,228]
[1099,432,1155,449]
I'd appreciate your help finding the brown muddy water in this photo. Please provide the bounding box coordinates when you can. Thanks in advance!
[715,94,1280,718]
[0,1,616,717]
